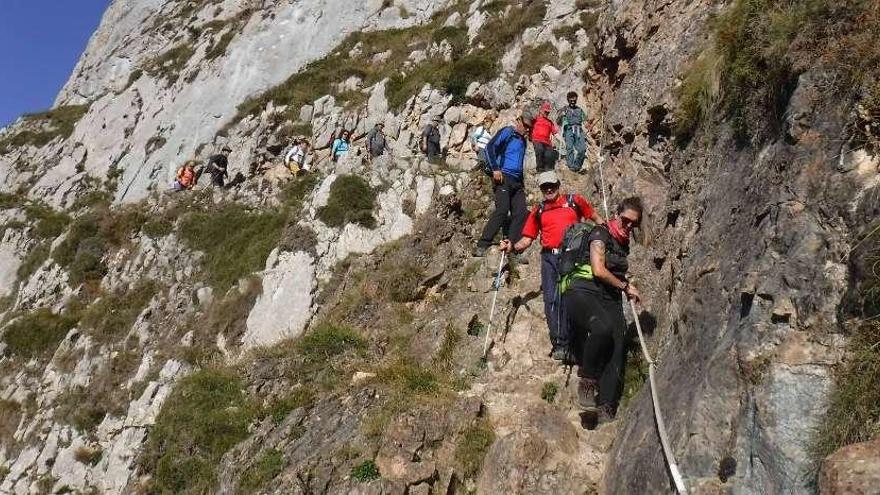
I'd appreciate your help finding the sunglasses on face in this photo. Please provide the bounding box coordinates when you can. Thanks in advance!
[620,217,641,229]
[540,185,558,193]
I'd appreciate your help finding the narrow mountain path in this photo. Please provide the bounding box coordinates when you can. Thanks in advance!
[466,165,620,493]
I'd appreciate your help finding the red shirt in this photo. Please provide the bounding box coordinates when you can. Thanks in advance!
[530,115,557,145]
[520,194,596,249]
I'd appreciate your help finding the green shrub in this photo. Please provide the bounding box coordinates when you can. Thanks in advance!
[676,0,880,143]
[0,192,24,209]
[454,418,495,478]
[318,175,377,229]
[17,242,51,281]
[141,368,257,494]
[52,205,147,287]
[0,400,21,446]
[811,322,880,472]
[55,387,108,433]
[516,42,559,76]
[79,281,159,343]
[0,104,90,152]
[142,218,174,238]
[620,350,648,409]
[237,449,285,494]
[296,322,368,361]
[205,30,235,61]
[146,43,196,84]
[179,204,285,290]
[446,55,494,100]
[23,203,70,240]
[351,460,380,482]
[2,309,78,359]
[541,382,559,403]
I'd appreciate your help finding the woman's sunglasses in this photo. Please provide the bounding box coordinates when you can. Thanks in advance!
[620,217,641,229]
[540,184,558,193]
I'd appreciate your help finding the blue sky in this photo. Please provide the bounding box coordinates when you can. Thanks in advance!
[0,0,110,127]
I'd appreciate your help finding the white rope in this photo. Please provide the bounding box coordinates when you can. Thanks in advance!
[594,133,687,494]
[482,249,507,358]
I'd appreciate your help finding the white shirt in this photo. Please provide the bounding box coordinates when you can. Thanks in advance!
[471,126,492,151]
[285,145,305,166]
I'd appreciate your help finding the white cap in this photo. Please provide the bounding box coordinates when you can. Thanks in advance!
[537,170,560,186]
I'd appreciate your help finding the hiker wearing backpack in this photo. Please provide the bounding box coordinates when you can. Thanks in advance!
[557,91,588,172]
[172,160,198,191]
[473,112,533,260]
[205,146,231,187]
[421,115,443,160]
[563,197,643,424]
[366,122,388,160]
[499,171,604,361]
[331,129,351,162]
[531,102,559,172]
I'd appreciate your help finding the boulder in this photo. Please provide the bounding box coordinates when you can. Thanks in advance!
[820,438,880,494]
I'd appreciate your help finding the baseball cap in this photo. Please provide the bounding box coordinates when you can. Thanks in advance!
[537,171,560,187]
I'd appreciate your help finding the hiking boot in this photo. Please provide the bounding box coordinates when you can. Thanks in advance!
[562,349,577,366]
[596,404,616,425]
[472,246,488,257]
[576,378,598,410]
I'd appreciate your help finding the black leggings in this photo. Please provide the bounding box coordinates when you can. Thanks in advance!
[565,289,627,410]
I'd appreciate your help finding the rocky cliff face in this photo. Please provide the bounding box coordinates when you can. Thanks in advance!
[0,0,877,493]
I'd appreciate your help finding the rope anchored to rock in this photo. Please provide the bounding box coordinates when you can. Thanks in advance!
[595,116,688,494]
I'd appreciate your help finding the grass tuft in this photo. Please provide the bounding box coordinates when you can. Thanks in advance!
[318,175,377,229]
[351,460,380,482]
[179,204,285,290]
[454,418,495,478]
[236,449,285,494]
[2,309,78,360]
[140,367,258,494]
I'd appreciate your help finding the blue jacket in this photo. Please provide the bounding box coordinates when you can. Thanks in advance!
[486,126,526,179]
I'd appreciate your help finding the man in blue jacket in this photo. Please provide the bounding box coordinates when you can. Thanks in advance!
[473,113,532,259]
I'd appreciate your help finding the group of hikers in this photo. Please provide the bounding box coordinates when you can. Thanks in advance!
[473,91,643,425]
[171,91,640,424]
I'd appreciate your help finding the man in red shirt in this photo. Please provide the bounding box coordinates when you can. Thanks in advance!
[500,171,605,361]
[531,102,558,172]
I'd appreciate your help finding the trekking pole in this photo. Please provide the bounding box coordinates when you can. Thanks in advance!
[628,297,687,494]
[481,248,508,359]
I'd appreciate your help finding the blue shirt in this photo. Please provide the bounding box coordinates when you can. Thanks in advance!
[487,126,526,179]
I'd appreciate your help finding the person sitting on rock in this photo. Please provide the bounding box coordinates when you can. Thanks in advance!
[366,122,388,161]
[172,160,197,191]
[332,129,351,162]
[421,115,443,161]
[565,196,643,424]
[473,111,532,261]
[557,91,588,172]
[499,171,604,362]
[470,115,494,171]
[285,138,310,176]
[531,102,559,173]
[205,146,231,187]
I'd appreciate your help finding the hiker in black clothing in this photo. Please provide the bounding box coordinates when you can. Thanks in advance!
[565,197,643,424]
[205,146,231,187]
[421,115,442,160]
[366,122,388,160]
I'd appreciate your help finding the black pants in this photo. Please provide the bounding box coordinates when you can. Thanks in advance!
[533,142,557,172]
[565,288,627,410]
[478,175,527,248]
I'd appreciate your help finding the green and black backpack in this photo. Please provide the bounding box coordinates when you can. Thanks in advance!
[557,221,597,293]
